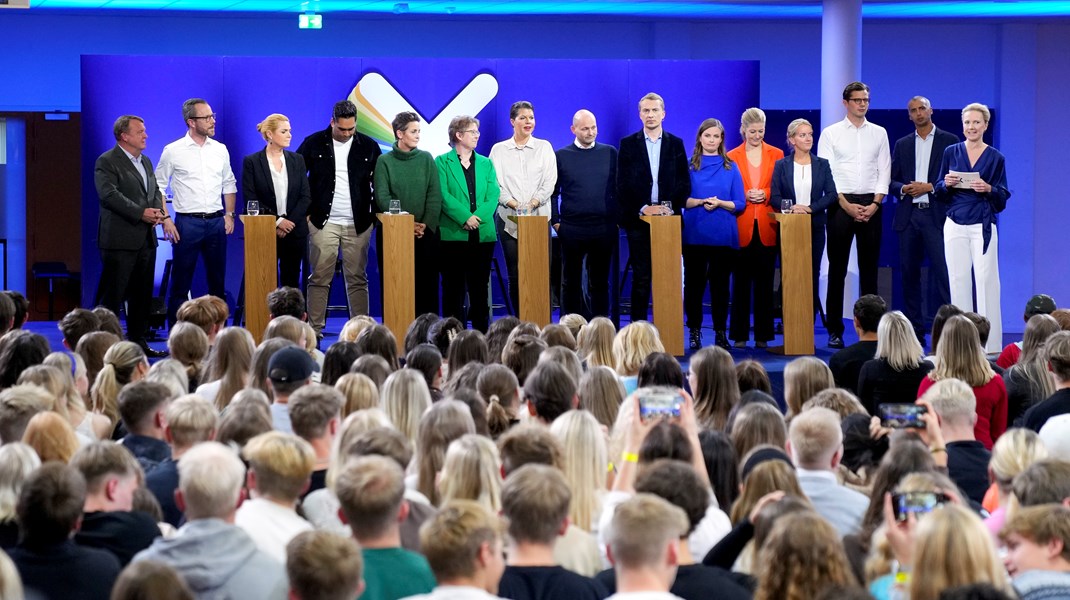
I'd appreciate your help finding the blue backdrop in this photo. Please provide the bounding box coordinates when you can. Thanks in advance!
[80,55,760,316]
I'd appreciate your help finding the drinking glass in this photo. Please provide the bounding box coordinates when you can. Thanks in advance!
[246,201,259,216]
[781,199,793,214]
[660,201,674,215]
[389,199,401,215]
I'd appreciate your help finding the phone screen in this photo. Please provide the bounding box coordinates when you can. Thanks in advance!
[879,403,927,429]
[637,390,683,422]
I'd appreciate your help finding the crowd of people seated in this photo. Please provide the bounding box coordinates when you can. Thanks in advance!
[1,286,1070,599]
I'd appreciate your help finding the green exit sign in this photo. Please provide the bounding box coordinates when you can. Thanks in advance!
[299,14,322,29]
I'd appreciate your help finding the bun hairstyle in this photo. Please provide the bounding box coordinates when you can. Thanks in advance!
[256,113,289,142]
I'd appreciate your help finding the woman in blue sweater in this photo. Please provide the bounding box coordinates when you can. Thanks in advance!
[684,119,746,350]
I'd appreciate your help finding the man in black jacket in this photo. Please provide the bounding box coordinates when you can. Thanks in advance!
[296,100,382,339]
[617,93,690,325]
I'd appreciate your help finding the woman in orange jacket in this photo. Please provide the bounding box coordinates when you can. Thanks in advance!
[726,108,783,349]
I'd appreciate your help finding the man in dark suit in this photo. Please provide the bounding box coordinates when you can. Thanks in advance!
[890,96,959,345]
[617,92,690,325]
[296,101,382,341]
[94,115,170,357]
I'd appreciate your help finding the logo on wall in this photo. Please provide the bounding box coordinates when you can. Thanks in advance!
[349,72,499,157]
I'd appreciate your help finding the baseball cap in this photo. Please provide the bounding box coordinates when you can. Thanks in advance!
[268,347,320,383]
[1025,294,1057,318]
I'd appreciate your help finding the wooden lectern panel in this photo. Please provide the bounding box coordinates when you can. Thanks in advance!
[240,215,277,346]
[774,213,815,355]
[380,213,416,356]
[640,215,684,356]
[517,215,551,327]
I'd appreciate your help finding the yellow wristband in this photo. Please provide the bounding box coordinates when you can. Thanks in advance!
[621,451,639,464]
[930,447,947,455]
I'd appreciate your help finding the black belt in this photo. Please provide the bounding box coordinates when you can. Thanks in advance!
[916,201,930,210]
[177,211,224,219]
[843,193,876,206]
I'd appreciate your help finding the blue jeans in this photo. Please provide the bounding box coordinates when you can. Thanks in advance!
[168,214,226,326]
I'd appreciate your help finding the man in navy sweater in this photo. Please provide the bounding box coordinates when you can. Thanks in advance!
[551,110,618,320]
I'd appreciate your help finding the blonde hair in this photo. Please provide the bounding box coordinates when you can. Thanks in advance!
[0,549,22,600]
[22,411,80,464]
[335,455,406,539]
[302,322,318,354]
[638,92,665,111]
[558,313,587,341]
[168,321,209,388]
[990,428,1047,492]
[613,321,664,376]
[910,504,1012,600]
[786,118,812,149]
[339,316,377,343]
[876,311,925,371]
[607,493,688,569]
[243,431,316,502]
[178,442,246,520]
[501,464,570,543]
[931,315,995,387]
[419,500,503,582]
[754,511,854,600]
[920,378,977,427]
[801,388,867,421]
[334,373,379,418]
[146,359,189,400]
[264,315,305,347]
[256,113,289,142]
[787,407,842,468]
[739,107,767,136]
[17,365,73,421]
[577,366,626,433]
[549,410,607,532]
[784,356,834,417]
[0,443,41,522]
[379,369,432,445]
[204,327,255,411]
[415,400,476,506]
[325,409,394,492]
[577,317,616,369]
[165,394,219,449]
[962,102,991,124]
[440,434,502,512]
[730,449,808,523]
[90,341,146,427]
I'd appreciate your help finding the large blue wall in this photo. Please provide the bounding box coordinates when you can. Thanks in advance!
[1,9,1067,332]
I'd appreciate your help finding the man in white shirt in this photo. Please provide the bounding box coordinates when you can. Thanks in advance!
[235,431,316,563]
[786,407,869,537]
[296,101,382,342]
[155,98,237,328]
[817,82,891,349]
[603,494,688,600]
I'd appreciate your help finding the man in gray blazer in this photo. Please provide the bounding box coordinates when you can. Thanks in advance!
[787,407,869,537]
[94,115,172,357]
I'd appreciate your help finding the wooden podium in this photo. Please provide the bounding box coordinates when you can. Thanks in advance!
[774,213,815,355]
[517,215,551,327]
[240,215,277,345]
[380,213,415,356]
[640,215,684,356]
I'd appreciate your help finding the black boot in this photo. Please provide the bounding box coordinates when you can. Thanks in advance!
[689,328,702,350]
[715,331,731,350]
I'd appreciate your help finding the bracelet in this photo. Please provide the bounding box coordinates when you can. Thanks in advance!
[621,451,639,464]
[930,447,947,455]
[161,214,171,220]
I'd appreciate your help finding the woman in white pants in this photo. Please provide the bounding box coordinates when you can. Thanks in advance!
[934,103,1010,354]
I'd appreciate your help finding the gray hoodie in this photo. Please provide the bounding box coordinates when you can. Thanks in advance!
[133,518,288,600]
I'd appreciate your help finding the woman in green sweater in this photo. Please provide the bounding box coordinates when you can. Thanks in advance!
[374,111,444,316]
[435,116,500,332]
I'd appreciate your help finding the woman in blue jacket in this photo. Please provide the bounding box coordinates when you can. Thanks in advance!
[684,118,745,350]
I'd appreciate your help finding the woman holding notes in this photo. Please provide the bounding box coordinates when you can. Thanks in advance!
[935,102,1010,354]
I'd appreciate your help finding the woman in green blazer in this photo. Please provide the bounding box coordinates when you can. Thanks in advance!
[435,115,500,332]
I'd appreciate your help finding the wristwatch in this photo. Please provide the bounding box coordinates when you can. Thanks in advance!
[225,212,236,218]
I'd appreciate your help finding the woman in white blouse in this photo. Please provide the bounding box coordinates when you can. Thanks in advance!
[488,101,558,315]
[770,119,838,320]
[242,113,312,288]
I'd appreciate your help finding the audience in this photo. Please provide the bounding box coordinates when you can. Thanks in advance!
[145,394,218,527]
[117,381,172,473]
[59,307,101,351]
[1000,504,1070,599]
[603,493,689,600]
[857,310,933,414]
[787,407,868,536]
[0,443,40,548]
[288,383,343,497]
[829,294,886,394]
[1004,314,1060,424]
[110,560,194,600]
[998,294,1059,369]
[196,326,255,411]
[1023,331,1070,431]
[920,378,991,504]
[409,500,508,600]
[0,384,50,444]
[21,411,79,463]
[381,368,433,444]
[783,356,834,418]
[267,346,319,434]
[577,317,616,370]
[286,530,365,600]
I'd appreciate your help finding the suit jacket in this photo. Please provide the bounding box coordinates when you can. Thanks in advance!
[435,150,500,243]
[616,130,690,229]
[726,142,785,247]
[296,127,381,233]
[241,149,312,241]
[770,153,838,227]
[890,126,959,232]
[95,145,163,251]
[796,471,869,537]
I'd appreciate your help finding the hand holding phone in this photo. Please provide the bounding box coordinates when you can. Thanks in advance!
[879,403,928,429]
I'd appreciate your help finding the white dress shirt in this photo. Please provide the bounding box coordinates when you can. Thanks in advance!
[489,135,557,239]
[817,117,891,196]
[913,130,935,204]
[155,132,237,213]
[269,154,289,216]
[793,162,813,207]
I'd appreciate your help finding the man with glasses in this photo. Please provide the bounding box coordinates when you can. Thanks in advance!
[551,109,618,321]
[817,81,891,348]
[297,100,382,342]
[156,98,237,328]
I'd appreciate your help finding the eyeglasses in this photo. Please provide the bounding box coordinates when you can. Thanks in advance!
[191,114,217,121]
[847,98,870,105]
[463,129,480,135]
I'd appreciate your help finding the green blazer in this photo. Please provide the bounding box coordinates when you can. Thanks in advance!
[435,150,500,243]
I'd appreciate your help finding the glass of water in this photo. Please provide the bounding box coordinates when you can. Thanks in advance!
[389,199,401,215]
[781,199,794,214]
[516,205,528,217]
[660,201,674,215]
[246,201,259,216]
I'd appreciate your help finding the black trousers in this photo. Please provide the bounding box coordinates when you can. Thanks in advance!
[899,208,951,337]
[414,231,441,317]
[277,235,307,289]
[826,194,882,336]
[625,226,653,323]
[560,232,615,319]
[684,245,734,331]
[440,240,495,332]
[730,231,777,343]
[99,244,156,342]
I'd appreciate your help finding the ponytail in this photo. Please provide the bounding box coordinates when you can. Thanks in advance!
[91,363,121,426]
[486,394,512,439]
